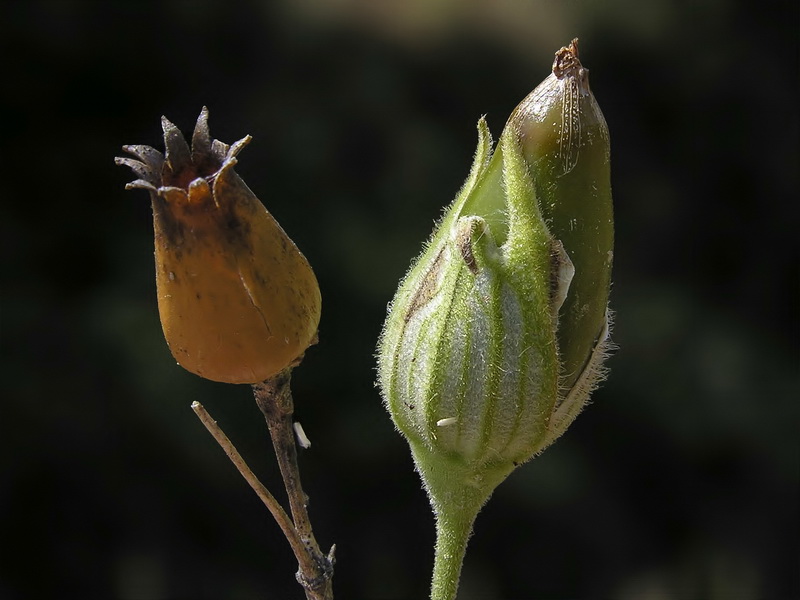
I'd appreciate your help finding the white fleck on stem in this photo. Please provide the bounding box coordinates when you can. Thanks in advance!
[294,421,312,449]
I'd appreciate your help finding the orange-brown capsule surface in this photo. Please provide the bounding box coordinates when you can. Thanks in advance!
[117,108,321,384]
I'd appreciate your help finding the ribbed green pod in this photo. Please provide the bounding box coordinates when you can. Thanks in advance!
[377,39,614,600]
[380,119,559,476]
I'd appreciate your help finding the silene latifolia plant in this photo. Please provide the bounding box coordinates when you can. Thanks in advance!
[116,109,334,600]
[115,37,611,600]
[377,39,614,600]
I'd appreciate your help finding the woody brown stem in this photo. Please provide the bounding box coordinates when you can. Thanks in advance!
[253,369,334,600]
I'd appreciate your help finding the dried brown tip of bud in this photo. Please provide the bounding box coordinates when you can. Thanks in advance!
[552,38,591,96]
[553,38,583,79]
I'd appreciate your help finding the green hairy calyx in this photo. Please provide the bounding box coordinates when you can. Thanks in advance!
[377,39,613,600]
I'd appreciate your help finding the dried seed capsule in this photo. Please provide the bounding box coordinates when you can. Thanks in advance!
[377,40,613,600]
[117,108,321,384]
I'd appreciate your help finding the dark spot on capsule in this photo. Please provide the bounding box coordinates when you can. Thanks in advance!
[224,211,242,234]
[220,209,252,249]
[153,199,187,246]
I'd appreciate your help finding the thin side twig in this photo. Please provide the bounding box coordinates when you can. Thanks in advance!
[190,400,329,598]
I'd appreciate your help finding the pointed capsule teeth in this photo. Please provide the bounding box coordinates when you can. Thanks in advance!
[121,144,164,167]
[121,111,255,203]
[157,185,189,204]
[228,135,252,160]
[187,177,213,205]
[125,179,158,192]
[188,177,210,191]
[115,156,158,183]
[213,156,239,189]
[160,115,177,130]
[191,106,213,164]
[118,145,165,188]
[211,139,230,162]
[161,115,192,173]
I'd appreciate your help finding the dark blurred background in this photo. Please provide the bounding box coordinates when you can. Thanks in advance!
[2,1,798,599]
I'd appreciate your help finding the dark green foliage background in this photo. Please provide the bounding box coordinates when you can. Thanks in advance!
[1,1,797,598]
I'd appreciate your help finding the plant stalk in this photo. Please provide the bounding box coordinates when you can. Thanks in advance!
[409,442,500,600]
[253,369,334,600]
[430,502,481,600]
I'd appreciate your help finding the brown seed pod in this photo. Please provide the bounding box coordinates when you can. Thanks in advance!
[117,108,321,384]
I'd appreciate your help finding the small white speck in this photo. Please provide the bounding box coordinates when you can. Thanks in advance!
[293,422,311,449]
[168,272,176,281]
[436,417,457,427]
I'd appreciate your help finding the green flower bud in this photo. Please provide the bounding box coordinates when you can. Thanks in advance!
[377,39,613,600]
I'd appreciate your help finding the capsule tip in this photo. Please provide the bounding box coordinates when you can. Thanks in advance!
[552,38,591,94]
[553,38,582,79]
